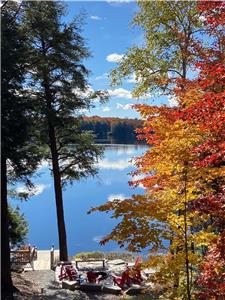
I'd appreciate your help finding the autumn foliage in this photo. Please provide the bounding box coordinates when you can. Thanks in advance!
[90,2,225,299]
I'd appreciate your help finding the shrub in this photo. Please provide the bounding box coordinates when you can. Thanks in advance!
[74,251,137,262]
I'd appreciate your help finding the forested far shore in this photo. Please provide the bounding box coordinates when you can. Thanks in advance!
[81,116,145,143]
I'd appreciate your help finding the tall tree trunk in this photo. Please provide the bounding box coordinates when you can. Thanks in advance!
[183,166,191,300]
[48,123,68,261]
[41,46,69,261]
[1,157,14,299]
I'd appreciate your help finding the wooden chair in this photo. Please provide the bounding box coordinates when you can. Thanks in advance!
[58,264,78,281]
[113,256,143,289]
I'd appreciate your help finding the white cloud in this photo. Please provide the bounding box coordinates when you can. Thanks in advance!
[72,85,94,98]
[108,87,152,101]
[90,15,102,21]
[108,88,132,99]
[107,194,126,202]
[94,73,108,81]
[132,174,145,181]
[102,107,111,112]
[79,108,89,114]
[16,183,51,197]
[127,74,136,84]
[38,160,50,170]
[126,73,141,84]
[54,80,63,86]
[168,95,179,107]
[117,147,135,155]
[130,174,146,189]
[116,103,133,110]
[106,0,133,5]
[97,158,132,170]
[93,235,103,243]
[72,85,102,104]
[106,53,124,63]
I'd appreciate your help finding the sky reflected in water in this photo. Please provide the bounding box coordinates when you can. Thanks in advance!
[11,144,148,256]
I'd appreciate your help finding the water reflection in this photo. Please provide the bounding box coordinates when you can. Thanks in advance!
[11,144,148,255]
[99,143,147,153]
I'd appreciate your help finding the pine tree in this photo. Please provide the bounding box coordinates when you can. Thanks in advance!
[8,206,28,247]
[1,2,42,297]
[22,1,107,261]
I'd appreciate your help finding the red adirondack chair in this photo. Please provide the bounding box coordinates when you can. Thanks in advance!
[87,271,108,283]
[58,264,78,281]
[113,256,143,289]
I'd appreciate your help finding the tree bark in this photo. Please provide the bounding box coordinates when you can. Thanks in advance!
[40,37,68,261]
[183,166,191,300]
[1,156,14,299]
[48,123,68,261]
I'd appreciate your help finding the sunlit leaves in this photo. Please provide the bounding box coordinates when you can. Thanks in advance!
[90,1,224,298]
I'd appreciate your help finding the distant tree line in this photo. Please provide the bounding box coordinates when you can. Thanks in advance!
[81,116,144,143]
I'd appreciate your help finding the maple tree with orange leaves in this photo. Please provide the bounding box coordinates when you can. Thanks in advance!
[90,2,225,299]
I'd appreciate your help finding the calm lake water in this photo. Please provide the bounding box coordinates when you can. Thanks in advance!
[11,144,148,256]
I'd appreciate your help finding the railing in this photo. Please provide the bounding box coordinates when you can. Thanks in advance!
[10,246,37,270]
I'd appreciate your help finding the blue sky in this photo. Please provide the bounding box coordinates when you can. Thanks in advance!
[64,1,169,119]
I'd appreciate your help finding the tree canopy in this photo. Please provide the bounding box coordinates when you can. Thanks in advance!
[8,206,28,247]
[90,1,225,298]
[21,1,108,260]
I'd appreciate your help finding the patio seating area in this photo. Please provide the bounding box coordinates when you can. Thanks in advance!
[54,256,153,295]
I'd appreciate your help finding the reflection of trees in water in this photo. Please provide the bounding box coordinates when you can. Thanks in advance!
[97,143,148,154]
[81,119,145,144]
[96,138,146,145]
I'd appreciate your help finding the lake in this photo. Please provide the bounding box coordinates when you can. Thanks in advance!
[11,144,148,256]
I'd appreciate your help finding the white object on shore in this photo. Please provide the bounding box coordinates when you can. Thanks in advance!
[62,280,80,291]
[107,259,125,266]
[102,284,122,294]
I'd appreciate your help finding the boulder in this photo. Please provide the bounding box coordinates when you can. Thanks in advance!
[62,280,80,291]
[80,283,103,292]
[126,284,146,295]
[107,259,125,266]
[102,285,122,295]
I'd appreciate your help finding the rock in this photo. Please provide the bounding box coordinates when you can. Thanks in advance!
[107,259,125,266]
[125,284,146,295]
[62,280,80,291]
[102,284,122,295]
[23,266,33,272]
[80,283,103,292]
[11,266,24,273]
[55,266,62,282]
[143,268,156,276]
